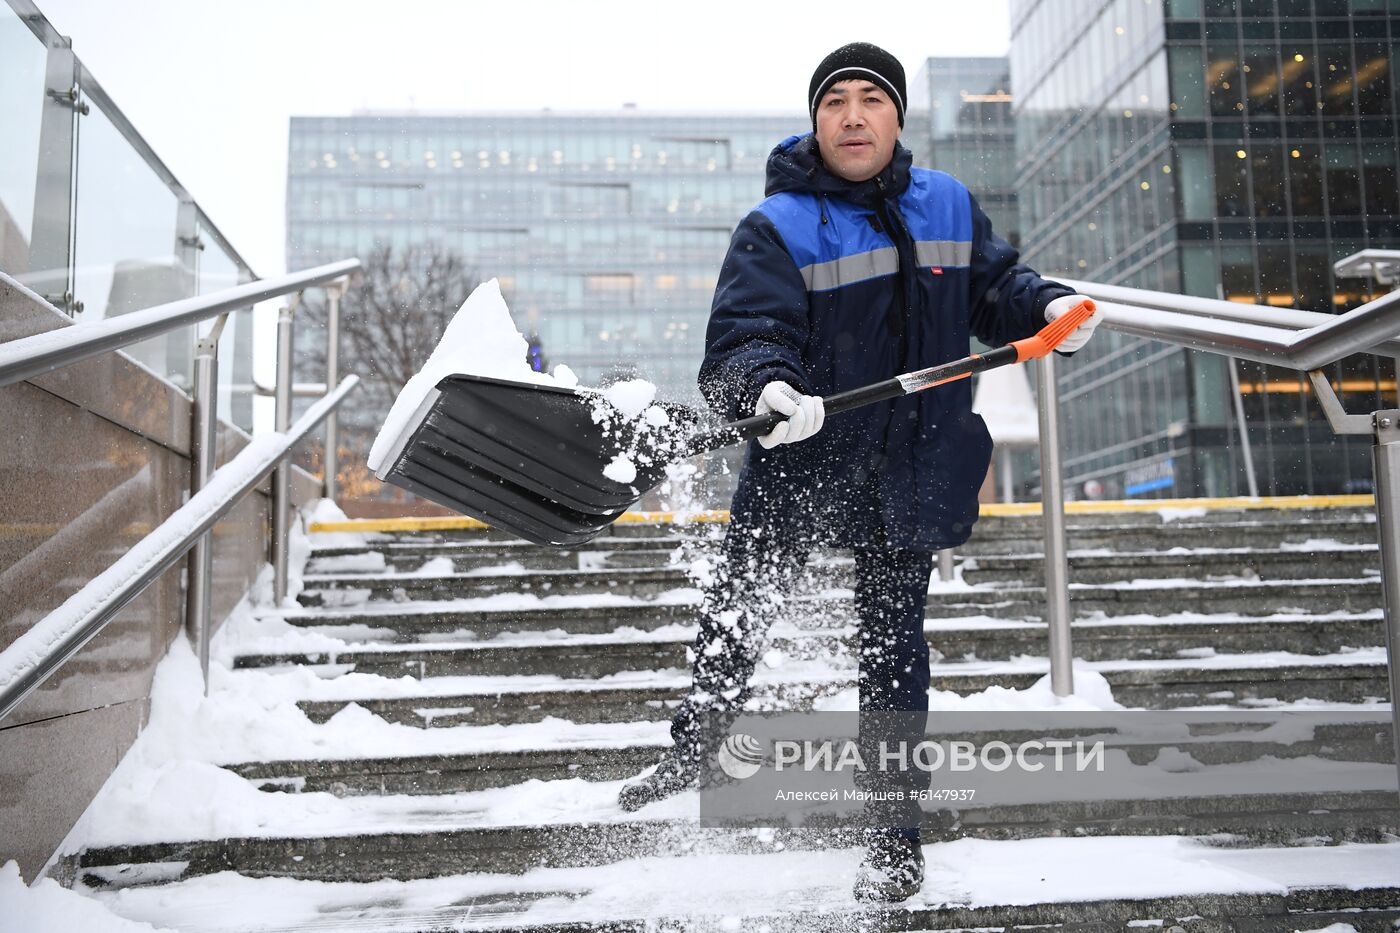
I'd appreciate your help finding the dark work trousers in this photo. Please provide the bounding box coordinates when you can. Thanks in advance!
[669,512,935,842]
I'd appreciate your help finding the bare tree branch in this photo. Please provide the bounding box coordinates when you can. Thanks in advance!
[298,244,484,504]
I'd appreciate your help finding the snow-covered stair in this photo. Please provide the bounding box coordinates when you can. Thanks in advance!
[57,505,1400,931]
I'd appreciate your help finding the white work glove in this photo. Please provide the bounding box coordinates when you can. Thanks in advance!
[754,381,825,449]
[1044,293,1103,353]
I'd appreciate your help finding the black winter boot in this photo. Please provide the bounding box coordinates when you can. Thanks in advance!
[852,833,924,902]
[617,746,704,812]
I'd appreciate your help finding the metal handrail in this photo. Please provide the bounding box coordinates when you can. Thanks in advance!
[0,376,360,724]
[1063,284,1400,371]
[0,259,360,387]
[1335,249,1400,287]
[1061,278,1400,359]
[1037,276,1400,799]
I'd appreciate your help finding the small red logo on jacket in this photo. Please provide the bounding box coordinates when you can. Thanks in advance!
[930,267,943,275]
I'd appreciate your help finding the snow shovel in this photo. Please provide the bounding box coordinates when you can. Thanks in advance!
[373,299,1096,547]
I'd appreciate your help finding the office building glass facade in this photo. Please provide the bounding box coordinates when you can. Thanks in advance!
[286,112,812,406]
[909,57,1020,247]
[1009,0,1398,498]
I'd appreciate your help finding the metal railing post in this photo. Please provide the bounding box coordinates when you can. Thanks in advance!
[272,300,297,604]
[1000,445,1014,503]
[323,281,344,503]
[1227,358,1260,497]
[1370,412,1400,800]
[938,549,954,583]
[184,315,225,693]
[1036,353,1074,696]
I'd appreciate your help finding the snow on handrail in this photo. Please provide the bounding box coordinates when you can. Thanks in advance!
[0,375,360,724]
[0,259,360,388]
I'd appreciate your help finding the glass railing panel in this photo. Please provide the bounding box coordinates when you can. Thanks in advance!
[71,94,193,389]
[0,6,63,296]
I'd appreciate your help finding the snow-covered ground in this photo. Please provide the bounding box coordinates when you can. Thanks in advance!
[30,838,1400,933]
[7,497,1396,931]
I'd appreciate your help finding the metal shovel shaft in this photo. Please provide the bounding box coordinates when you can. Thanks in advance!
[686,299,1096,455]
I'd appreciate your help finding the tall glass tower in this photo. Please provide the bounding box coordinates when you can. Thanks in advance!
[908,57,1020,248]
[1009,0,1398,498]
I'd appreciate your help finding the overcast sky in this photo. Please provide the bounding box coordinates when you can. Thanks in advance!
[38,0,1011,278]
[33,1,1009,429]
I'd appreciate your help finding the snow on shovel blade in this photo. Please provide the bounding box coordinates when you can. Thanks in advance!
[373,373,701,547]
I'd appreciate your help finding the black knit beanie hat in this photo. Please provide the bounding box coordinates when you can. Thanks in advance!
[808,42,907,129]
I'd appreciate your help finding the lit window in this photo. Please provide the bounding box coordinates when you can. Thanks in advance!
[586,274,635,291]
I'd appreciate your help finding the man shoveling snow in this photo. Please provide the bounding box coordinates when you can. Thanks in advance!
[614,42,1101,904]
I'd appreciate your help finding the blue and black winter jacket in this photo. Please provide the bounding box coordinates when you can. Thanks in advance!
[700,133,1073,551]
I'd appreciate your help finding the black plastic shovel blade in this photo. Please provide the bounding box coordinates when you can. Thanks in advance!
[374,374,699,547]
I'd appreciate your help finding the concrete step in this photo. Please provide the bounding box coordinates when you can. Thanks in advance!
[224,719,1394,796]
[276,599,699,638]
[297,566,704,605]
[284,578,1382,635]
[309,534,701,573]
[68,789,1400,887]
[75,878,1400,933]
[301,548,1380,607]
[961,546,1379,586]
[291,657,1391,728]
[928,579,1382,621]
[308,514,1377,566]
[960,514,1378,555]
[235,612,1387,677]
